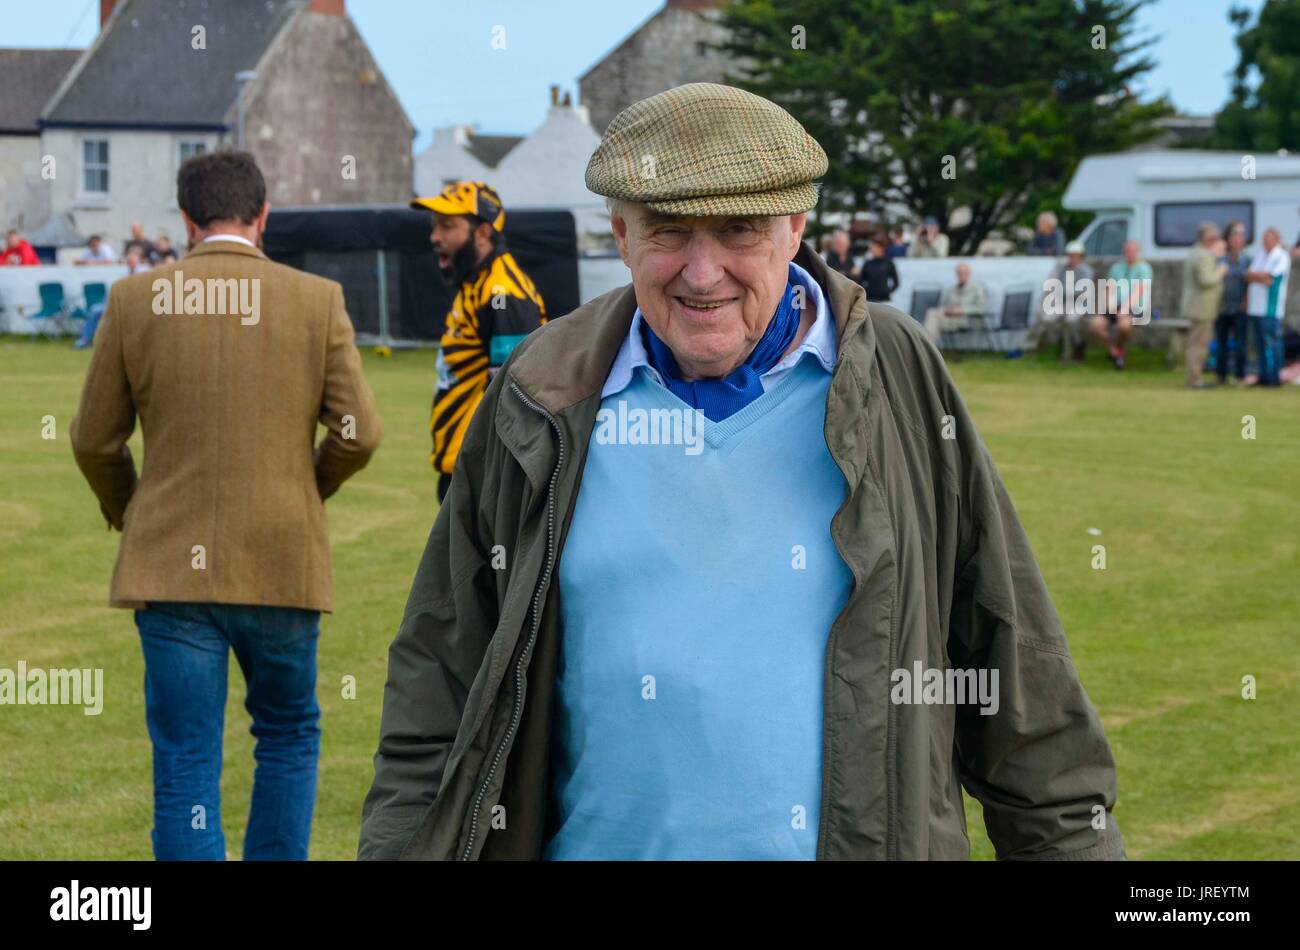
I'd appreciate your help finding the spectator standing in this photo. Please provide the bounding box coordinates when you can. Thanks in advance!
[858,233,899,302]
[1026,211,1066,256]
[1092,239,1152,370]
[69,151,383,860]
[124,221,154,260]
[924,262,986,344]
[1181,222,1226,389]
[1214,221,1252,385]
[3,228,40,265]
[76,235,118,265]
[886,226,909,259]
[1244,227,1290,387]
[823,229,856,278]
[911,217,949,258]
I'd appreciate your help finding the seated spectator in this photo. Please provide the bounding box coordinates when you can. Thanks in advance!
[3,228,40,265]
[858,233,899,302]
[124,245,151,275]
[823,229,857,278]
[75,235,118,265]
[123,221,154,261]
[886,226,909,259]
[1046,240,1094,361]
[150,233,177,265]
[1091,239,1152,370]
[924,262,986,344]
[911,216,949,258]
[1026,211,1065,256]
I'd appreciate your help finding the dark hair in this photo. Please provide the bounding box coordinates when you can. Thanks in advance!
[1225,220,1245,239]
[177,151,266,227]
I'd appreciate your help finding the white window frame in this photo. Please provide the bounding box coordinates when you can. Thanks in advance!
[80,137,110,197]
[176,138,208,169]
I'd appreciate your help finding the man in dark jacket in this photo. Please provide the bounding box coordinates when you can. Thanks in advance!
[359,83,1125,862]
[858,232,899,302]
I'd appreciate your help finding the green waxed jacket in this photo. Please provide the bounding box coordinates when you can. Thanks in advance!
[357,243,1126,861]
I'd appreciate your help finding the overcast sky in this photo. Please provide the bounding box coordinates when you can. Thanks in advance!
[2,0,1268,149]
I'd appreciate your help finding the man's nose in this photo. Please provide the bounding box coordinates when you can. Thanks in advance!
[679,238,726,291]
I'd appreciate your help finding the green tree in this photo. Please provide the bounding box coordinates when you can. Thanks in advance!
[717,0,1171,253]
[1209,1,1300,151]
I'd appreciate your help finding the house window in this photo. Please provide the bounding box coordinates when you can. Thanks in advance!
[178,140,207,166]
[1154,201,1254,247]
[82,139,109,194]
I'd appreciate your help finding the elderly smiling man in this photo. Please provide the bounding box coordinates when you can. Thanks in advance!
[358,83,1124,861]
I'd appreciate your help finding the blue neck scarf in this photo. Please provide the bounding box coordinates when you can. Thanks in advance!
[641,279,802,422]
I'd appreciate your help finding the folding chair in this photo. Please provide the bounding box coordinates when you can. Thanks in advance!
[909,285,941,324]
[32,282,71,336]
[996,285,1035,353]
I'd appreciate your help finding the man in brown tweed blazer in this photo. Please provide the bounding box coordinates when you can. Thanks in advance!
[70,151,382,860]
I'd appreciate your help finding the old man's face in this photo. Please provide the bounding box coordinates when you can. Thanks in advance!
[612,203,805,381]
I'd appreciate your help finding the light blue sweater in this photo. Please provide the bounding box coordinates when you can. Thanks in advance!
[543,354,853,860]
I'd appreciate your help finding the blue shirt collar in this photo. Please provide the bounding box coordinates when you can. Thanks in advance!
[600,260,836,399]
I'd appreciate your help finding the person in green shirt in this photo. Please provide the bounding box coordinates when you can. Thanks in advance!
[1090,239,1153,370]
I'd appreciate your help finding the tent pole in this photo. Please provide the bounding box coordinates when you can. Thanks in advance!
[376,248,391,347]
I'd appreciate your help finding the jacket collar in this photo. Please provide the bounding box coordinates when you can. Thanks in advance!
[183,239,267,262]
[508,241,875,416]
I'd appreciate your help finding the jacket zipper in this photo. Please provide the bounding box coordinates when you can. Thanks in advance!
[459,381,565,860]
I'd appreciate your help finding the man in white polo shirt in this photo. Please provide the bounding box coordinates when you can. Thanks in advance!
[1244,227,1290,386]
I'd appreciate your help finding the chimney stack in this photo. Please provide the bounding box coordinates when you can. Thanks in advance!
[100,0,117,27]
[309,0,345,15]
[549,84,559,106]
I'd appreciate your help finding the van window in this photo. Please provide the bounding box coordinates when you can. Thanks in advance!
[1085,218,1127,256]
[1154,202,1254,247]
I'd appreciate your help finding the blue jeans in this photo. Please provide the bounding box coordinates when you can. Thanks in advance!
[1214,311,1247,380]
[74,302,106,349]
[134,601,321,860]
[1250,315,1282,386]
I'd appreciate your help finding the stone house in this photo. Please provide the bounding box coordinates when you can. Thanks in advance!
[35,0,413,256]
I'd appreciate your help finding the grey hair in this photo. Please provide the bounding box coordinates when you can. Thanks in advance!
[605,197,626,217]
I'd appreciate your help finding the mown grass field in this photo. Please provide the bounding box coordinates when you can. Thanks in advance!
[1,337,1296,859]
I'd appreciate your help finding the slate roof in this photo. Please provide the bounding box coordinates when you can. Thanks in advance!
[43,0,305,128]
[0,49,83,133]
[465,133,523,169]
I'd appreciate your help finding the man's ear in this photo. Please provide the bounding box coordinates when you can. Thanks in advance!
[253,201,271,239]
[611,209,632,267]
[180,210,200,247]
[786,212,808,258]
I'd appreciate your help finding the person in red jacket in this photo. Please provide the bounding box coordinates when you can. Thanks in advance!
[3,229,40,266]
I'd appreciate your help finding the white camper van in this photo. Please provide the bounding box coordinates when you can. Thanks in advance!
[1064,149,1300,260]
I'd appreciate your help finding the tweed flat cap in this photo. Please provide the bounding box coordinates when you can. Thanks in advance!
[585,83,828,217]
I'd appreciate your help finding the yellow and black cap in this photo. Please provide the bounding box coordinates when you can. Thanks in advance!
[410,181,506,231]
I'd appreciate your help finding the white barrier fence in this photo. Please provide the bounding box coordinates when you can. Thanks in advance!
[0,266,130,335]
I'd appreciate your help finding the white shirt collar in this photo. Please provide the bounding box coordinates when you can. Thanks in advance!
[202,234,257,248]
[600,260,836,399]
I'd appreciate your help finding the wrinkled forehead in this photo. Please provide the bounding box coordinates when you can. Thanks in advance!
[629,205,780,231]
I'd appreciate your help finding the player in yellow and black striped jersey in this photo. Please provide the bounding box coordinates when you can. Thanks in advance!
[411,182,546,502]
